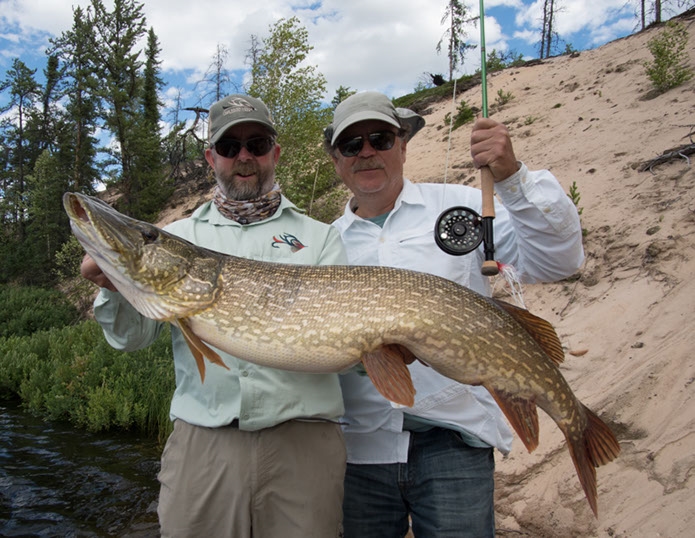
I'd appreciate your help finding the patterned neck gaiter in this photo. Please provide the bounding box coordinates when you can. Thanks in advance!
[213,183,282,224]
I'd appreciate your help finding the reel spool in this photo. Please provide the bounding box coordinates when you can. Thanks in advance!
[434,206,484,256]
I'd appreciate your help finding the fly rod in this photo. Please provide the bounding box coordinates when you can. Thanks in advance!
[477,0,499,276]
[434,0,499,276]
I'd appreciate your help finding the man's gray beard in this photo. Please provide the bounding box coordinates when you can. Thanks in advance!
[216,171,273,201]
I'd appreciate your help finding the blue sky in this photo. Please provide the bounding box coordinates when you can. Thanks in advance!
[0,0,688,120]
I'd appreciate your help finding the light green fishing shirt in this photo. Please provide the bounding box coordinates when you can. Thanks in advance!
[93,197,348,430]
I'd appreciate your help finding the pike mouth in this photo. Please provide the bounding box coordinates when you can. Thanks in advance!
[69,196,89,222]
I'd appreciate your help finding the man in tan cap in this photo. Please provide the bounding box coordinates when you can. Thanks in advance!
[81,94,347,537]
[325,91,584,537]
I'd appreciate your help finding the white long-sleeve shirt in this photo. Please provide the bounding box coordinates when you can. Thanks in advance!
[332,163,584,463]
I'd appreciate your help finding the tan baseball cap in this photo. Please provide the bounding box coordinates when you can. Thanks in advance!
[326,91,425,145]
[208,94,277,145]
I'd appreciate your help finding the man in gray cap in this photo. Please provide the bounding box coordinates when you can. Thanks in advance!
[325,91,584,537]
[81,94,347,537]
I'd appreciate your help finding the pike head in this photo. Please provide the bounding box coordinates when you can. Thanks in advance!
[63,192,223,322]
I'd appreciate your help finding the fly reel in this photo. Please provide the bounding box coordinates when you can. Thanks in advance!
[434,206,484,256]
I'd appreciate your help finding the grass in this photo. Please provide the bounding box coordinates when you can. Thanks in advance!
[0,320,175,444]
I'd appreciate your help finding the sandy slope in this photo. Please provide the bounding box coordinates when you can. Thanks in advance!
[400,13,695,538]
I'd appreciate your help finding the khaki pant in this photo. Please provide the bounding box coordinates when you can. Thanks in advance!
[157,419,346,538]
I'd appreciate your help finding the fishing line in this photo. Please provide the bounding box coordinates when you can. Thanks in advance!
[434,0,499,277]
[440,78,458,212]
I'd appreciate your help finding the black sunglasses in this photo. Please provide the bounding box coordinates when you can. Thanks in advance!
[335,130,401,158]
[213,136,275,159]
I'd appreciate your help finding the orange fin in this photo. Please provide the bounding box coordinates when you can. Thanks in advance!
[494,299,565,366]
[174,318,229,383]
[361,344,416,407]
[565,406,621,517]
[485,385,539,452]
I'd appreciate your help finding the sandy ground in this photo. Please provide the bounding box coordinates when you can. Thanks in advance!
[154,13,695,537]
[399,13,695,538]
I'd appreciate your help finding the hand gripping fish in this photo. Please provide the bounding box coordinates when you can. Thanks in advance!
[64,192,619,516]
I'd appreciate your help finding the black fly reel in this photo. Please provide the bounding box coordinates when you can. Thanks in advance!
[434,206,484,256]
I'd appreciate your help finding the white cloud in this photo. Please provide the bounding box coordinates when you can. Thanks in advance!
[1,0,681,105]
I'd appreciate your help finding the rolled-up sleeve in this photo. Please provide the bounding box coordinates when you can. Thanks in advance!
[93,288,164,351]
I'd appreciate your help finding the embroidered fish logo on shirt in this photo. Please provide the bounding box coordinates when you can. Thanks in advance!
[271,233,306,252]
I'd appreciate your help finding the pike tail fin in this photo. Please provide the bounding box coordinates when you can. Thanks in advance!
[362,344,416,407]
[565,406,621,517]
[174,318,229,383]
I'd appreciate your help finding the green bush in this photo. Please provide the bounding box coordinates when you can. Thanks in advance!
[0,284,80,337]
[445,100,475,131]
[0,320,175,443]
[644,21,693,93]
[495,89,515,107]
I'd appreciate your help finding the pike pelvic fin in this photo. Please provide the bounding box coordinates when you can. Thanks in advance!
[493,299,565,366]
[565,406,621,517]
[486,386,539,452]
[174,318,229,382]
[361,344,416,407]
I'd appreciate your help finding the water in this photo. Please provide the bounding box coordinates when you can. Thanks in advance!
[0,401,162,537]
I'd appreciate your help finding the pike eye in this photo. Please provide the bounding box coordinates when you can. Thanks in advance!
[141,228,159,244]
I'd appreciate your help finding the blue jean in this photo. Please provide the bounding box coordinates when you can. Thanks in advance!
[342,427,495,538]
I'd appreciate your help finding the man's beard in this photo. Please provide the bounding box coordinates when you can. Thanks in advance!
[216,163,274,200]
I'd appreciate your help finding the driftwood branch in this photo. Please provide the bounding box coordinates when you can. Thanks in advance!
[638,142,695,173]
[182,107,209,144]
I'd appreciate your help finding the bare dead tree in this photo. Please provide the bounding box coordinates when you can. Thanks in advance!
[539,0,558,58]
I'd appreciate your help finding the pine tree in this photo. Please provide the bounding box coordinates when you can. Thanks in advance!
[437,0,475,81]
[49,5,101,195]
[0,59,40,281]
[85,0,148,217]
[131,27,170,222]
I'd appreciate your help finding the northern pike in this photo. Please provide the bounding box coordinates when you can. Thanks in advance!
[64,192,620,516]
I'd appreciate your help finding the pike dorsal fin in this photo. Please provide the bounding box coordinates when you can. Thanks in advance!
[485,386,539,453]
[361,344,416,407]
[493,299,565,366]
[174,318,229,383]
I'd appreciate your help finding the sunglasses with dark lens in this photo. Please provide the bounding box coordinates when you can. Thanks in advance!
[213,136,275,159]
[336,130,400,158]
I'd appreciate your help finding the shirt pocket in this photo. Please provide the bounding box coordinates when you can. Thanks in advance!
[394,228,474,288]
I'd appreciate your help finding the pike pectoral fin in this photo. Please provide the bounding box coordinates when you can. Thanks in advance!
[486,386,539,452]
[494,299,565,366]
[174,318,229,383]
[361,344,416,407]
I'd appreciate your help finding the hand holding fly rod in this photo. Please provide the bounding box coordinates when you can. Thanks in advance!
[434,0,520,276]
[476,0,499,276]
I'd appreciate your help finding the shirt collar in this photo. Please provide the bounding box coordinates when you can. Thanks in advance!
[342,177,426,227]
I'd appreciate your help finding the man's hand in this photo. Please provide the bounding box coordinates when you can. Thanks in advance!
[80,254,117,292]
[470,118,520,182]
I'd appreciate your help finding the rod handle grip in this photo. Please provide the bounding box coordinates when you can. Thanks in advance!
[481,166,495,218]
[480,166,499,276]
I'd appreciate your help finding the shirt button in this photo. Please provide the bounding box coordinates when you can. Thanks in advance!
[241,371,249,377]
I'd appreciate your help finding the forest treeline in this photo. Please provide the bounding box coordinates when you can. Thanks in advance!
[2,0,690,290]
[0,1,351,289]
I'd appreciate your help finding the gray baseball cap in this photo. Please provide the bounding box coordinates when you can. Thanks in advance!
[326,91,425,145]
[208,94,277,145]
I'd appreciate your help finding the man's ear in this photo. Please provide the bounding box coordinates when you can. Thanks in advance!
[323,126,334,146]
[204,147,215,168]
